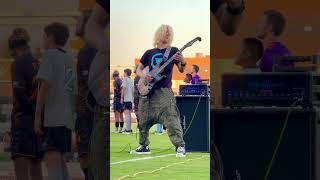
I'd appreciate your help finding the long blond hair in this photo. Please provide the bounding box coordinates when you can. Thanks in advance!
[153,24,173,48]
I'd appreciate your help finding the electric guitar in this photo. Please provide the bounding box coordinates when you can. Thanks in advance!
[138,37,202,96]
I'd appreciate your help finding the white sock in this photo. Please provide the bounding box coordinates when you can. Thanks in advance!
[126,114,132,130]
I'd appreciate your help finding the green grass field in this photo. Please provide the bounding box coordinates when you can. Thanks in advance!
[110,124,210,180]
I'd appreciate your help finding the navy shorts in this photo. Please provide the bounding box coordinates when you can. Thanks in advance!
[11,114,43,160]
[123,102,132,110]
[75,111,93,156]
[42,127,71,153]
[113,101,123,112]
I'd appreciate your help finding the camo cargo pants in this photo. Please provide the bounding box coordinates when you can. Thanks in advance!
[138,88,185,147]
[88,104,108,180]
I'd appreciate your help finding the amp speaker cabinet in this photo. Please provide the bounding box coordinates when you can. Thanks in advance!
[176,95,210,152]
[212,108,320,180]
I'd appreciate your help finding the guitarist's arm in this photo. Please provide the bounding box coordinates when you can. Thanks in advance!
[175,52,187,73]
[136,63,145,78]
[137,63,153,81]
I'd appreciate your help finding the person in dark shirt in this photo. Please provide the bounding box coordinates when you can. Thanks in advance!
[184,73,192,84]
[75,10,97,180]
[112,70,124,133]
[211,0,245,36]
[132,24,187,157]
[84,1,109,179]
[9,28,43,180]
[256,10,291,72]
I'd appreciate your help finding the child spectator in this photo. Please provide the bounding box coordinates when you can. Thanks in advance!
[112,70,124,133]
[234,37,264,72]
[9,28,43,180]
[121,69,134,134]
[35,22,76,180]
[191,65,201,84]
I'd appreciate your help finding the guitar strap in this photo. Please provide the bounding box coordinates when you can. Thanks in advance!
[162,47,172,63]
[153,47,171,70]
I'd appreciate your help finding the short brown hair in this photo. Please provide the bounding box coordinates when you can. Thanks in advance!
[192,64,200,73]
[264,10,286,36]
[124,69,132,76]
[44,22,69,46]
[186,73,192,81]
[242,37,264,60]
[112,70,119,77]
[8,28,30,50]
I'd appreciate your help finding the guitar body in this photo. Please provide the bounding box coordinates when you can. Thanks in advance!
[137,75,165,96]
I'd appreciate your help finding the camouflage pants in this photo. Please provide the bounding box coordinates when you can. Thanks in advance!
[138,88,185,147]
[88,105,109,180]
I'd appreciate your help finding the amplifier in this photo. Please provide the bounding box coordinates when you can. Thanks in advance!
[212,108,320,180]
[273,55,320,72]
[221,72,320,108]
[179,84,208,96]
[176,96,210,152]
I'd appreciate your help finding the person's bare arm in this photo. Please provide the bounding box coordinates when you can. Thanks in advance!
[121,86,125,104]
[84,3,109,53]
[136,63,147,79]
[34,80,50,135]
[214,0,244,36]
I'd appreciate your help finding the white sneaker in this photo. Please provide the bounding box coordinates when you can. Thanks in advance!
[176,146,186,158]
[112,128,119,133]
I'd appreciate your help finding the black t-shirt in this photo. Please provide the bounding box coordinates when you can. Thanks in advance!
[96,0,109,13]
[11,53,39,116]
[211,0,224,14]
[77,45,98,112]
[140,47,179,89]
[113,78,122,102]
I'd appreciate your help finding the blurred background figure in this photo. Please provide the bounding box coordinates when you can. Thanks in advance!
[112,70,124,133]
[75,10,97,180]
[9,28,43,180]
[191,64,201,84]
[184,73,192,84]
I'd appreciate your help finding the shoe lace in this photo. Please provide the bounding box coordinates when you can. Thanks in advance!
[136,145,145,151]
[177,147,185,153]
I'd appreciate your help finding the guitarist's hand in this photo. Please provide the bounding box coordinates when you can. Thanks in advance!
[145,74,154,81]
[174,52,186,64]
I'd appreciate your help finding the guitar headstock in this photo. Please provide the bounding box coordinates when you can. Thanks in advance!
[180,37,202,52]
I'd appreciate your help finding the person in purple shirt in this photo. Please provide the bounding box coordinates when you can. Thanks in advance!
[256,10,291,72]
[191,64,201,84]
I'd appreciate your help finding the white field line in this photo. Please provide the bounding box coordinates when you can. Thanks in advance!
[111,153,179,165]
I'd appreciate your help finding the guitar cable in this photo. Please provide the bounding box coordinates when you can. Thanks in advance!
[263,98,303,180]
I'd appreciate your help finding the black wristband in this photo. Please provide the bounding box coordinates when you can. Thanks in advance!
[180,62,187,66]
[227,0,245,15]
